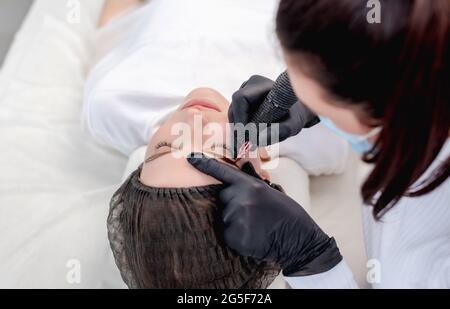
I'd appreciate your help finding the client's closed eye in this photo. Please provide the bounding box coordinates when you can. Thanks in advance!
[210,143,232,156]
[155,141,182,150]
[155,141,232,156]
[146,141,239,167]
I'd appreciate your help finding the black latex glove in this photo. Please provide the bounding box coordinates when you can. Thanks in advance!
[187,154,342,276]
[229,74,320,147]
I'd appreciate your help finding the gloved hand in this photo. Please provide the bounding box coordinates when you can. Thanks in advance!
[229,74,320,147]
[187,154,342,276]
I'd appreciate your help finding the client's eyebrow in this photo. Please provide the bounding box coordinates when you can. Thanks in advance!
[145,149,172,163]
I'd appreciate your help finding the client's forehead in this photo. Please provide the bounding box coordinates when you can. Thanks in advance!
[140,155,223,188]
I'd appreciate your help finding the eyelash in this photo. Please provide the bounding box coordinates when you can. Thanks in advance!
[212,143,232,153]
[156,141,172,149]
[156,142,231,153]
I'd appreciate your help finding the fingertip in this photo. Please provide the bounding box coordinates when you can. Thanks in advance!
[241,162,260,179]
[186,152,206,165]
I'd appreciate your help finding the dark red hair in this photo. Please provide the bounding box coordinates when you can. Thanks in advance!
[276,0,449,218]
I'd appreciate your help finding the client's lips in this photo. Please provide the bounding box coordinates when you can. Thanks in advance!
[182,98,221,112]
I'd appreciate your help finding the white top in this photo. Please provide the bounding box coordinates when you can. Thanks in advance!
[83,0,349,176]
[83,0,450,288]
[286,139,450,289]
[83,0,284,155]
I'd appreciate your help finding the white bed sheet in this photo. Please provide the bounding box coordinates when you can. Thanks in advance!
[0,0,127,288]
[0,0,368,288]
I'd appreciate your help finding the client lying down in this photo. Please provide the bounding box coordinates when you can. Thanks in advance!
[82,0,290,289]
[107,88,282,288]
[84,0,349,289]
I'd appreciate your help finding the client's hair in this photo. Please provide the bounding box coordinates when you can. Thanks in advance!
[107,164,280,289]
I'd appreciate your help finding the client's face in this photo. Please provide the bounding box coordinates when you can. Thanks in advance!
[141,88,269,187]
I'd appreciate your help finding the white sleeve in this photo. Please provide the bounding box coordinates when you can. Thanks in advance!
[82,90,180,155]
[427,245,450,288]
[284,260,359,289]
[271,124,350,176]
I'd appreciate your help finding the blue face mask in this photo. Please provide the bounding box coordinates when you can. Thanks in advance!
[319,116,381,154]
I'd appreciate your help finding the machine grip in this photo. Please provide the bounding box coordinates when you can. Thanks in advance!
[249,71,298,123]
